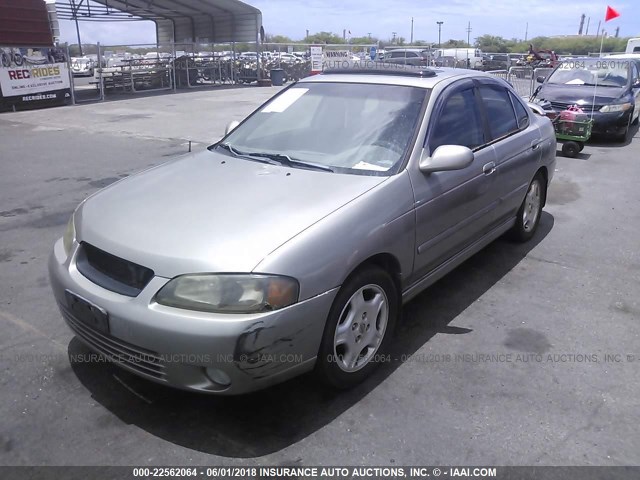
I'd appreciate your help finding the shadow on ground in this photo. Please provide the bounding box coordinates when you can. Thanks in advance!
[69,213,554,458]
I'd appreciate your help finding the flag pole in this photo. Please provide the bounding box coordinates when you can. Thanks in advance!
[589,4,620,122]
[590,29,606,122]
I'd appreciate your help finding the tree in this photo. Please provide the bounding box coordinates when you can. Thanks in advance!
[509,36,628,55]
[350,36,378,45]
[442,39,467,48]
[303,31,345,44]
[475,34,510,53]
[265,34,293,43]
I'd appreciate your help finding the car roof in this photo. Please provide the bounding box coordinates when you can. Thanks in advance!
[301,65,503,89]
[605,53,640,59]
[386,48,428,52]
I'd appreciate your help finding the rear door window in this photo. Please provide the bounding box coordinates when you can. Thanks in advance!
[478,85,519,140]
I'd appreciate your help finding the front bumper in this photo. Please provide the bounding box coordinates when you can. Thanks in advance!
[590,110,632,136]
[552,109,631,137]
[48,239,338,395]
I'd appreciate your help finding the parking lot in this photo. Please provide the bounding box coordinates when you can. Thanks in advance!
[1,85,639,466]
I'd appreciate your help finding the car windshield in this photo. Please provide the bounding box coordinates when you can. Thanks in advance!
[547,60,630,87]
[218,82,427,175]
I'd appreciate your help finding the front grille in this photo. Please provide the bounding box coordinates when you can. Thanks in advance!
[550,101,601,113]
[76,243,154,297]
[61,304,166,380]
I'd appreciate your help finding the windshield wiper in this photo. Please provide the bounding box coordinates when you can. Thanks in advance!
[216,144,334,172]
[579,83,619,87]
[242,151,334,172]
[215,143,280,165]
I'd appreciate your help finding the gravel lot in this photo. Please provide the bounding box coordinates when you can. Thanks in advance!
[0,86,639,466]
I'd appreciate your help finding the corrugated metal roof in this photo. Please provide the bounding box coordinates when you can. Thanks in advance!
[55,0,262,44]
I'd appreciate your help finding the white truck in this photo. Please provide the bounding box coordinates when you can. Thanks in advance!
[626,38,640,54]
[433,47,483,69]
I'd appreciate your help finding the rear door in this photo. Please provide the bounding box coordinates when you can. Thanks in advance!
[408,79,499,280]
[475,79,541,225]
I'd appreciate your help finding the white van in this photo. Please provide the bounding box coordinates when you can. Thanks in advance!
[434,47,483,69]
[626,38,640,54]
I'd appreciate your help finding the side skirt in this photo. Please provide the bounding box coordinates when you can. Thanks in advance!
[401,217,516,304]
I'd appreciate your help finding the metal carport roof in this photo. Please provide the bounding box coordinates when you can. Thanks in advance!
[55,0,262,44]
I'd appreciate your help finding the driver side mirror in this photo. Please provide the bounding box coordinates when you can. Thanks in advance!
[633,80,640,89]
[419,145,474,174]
[225,120,240,135]
[536,75,546,83]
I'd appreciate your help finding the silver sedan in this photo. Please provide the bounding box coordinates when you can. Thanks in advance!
[49,65,556,394]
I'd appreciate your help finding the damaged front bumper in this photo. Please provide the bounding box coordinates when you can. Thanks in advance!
[48,239,339,394]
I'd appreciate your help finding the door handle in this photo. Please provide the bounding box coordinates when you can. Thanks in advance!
[531,140,541,150]
[483,162,496,175]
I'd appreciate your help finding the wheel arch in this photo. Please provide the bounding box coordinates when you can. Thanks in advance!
[341,252,403,303]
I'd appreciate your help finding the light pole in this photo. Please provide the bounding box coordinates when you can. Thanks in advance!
[436,21,443,48]
[410,17,414,44]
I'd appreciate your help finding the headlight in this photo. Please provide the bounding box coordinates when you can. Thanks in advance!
[62,214,76,256]
[599,103,632,113]
[155,274,299,313]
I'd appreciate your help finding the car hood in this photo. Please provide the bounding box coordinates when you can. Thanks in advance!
[77,149,387,278]
[536,83,627,106]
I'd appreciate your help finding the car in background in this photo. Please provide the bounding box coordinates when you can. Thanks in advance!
[239,51,259,60]
[49,65,556,395]
[383,48,431,66]
[531,57,640,141]
[70,57,95,76]
[481,54,515,71]
[274,53,299,64]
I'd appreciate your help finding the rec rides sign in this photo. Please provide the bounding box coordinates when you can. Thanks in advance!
[0,47,70,111]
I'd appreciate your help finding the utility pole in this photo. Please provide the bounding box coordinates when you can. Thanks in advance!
[596,20,601,38]
[367,32,371,40]
[585,17,590,35]
[306,29,309,39]
[70,0,83,56]
[392,32,397,44]
[466,22,472,69]
[410,17,414,44]
[437,21,443,48]
[525,22,528,42]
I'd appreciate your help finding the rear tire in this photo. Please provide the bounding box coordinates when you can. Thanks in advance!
[316,266,398,389]
[509,172,546,243]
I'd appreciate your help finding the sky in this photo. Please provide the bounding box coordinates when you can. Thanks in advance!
[57,0,640,46]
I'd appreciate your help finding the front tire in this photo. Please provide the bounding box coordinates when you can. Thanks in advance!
[509,172,546,243]
[316,266,398,389]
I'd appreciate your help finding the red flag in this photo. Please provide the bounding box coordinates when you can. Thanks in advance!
[605,6,620,22]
